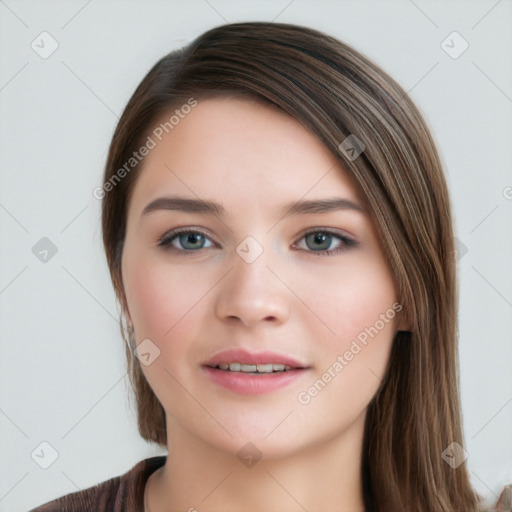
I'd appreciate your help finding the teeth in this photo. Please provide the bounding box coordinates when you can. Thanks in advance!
[256,364,273,373]
[215,362,293,373]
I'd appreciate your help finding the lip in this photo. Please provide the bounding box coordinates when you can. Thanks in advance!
[201,348,310,396]
[203,348,307,368]
[202,367,308,395]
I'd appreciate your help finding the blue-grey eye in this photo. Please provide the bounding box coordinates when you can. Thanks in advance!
[178,232,206,250]
[158,229,214,251]
[304,232,334,251]
[294,229,357,255]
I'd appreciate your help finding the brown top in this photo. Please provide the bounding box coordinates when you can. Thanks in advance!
[29,455,166,512]
[28,456,511,512]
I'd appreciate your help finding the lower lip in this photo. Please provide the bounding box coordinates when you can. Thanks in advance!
[202,366,308,395]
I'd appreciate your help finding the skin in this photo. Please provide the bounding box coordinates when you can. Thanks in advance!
[121,97,407,512]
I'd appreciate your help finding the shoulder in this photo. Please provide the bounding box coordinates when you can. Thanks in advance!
[28,455,167,512]
[489,484,512,512]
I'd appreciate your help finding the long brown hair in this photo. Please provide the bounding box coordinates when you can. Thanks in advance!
[101,21,485,512]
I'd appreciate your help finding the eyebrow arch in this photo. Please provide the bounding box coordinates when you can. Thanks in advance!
[140,196,365,218]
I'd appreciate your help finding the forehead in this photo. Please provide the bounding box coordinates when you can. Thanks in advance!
[129,97,363,212]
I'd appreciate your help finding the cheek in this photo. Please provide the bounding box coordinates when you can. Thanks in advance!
[305,257,398,405]
[124,252,208,347]
[300,254,398,347]
[124,249,243,405]
[126,260,172,336]
[123,254,209,402]
[295,266,397,422]
[295,255,398,416]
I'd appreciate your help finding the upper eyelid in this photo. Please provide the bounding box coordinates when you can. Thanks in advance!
[159,227,217,244]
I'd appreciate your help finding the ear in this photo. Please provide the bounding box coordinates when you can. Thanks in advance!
[396,305,413,332]
[124,309,133,328]
[118,251,134,329]
[397,307,413,331]
[119,288,133,328]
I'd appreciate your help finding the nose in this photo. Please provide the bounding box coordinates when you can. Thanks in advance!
[214,244,291,329]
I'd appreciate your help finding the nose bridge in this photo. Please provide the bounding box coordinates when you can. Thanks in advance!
[214,234,290,326]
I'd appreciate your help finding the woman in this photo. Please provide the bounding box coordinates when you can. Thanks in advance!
[30,21,510,512]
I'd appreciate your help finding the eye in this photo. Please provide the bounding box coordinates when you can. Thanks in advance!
[157,227,357,256]
[293,229,357,256]
[158,228,215,252]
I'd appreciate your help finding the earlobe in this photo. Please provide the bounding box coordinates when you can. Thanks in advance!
[397,308,413,332]
[123,304,133,328]
[119,289,133,328]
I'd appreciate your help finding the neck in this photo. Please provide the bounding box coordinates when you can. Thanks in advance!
[146,413,367,512]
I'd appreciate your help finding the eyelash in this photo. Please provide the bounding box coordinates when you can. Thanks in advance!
[157,227,358,256]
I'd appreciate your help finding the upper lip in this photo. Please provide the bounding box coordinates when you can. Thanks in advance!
[203,348,308,369]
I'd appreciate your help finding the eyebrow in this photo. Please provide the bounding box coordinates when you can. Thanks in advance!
[141,196,365,218]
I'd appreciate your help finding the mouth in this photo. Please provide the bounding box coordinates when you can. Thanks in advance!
[207,362,296,374]
[203,348,308,373]
[201,349,310,395]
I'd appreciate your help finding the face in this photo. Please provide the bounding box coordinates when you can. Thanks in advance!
[121,97,402,459]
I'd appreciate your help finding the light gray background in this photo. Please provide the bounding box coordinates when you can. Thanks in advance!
[0,1,511,511]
